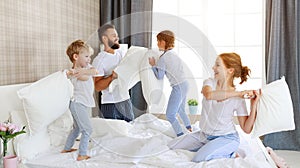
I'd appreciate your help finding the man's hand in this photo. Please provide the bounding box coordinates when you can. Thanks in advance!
[111,71,118,80]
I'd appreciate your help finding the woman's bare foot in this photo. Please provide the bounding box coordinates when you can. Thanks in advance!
[266,147,289,168]
[61,148,77,153]
[77,155,91,161]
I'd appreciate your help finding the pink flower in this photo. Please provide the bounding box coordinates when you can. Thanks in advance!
[0,120,26,157]
[8,124,17,131]
[11,126,20,134]
[0,125,7,131]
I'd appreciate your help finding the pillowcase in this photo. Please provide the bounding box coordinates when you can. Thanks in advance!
[251,76,295,137]
[140,49,165,113]
[48,110,73,147]
[10,110,51,161]
[108,46,165,113]
[17,70,73,135]
[109,46,148,100]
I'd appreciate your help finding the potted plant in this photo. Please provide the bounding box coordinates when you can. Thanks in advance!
[187,99,198,114]
[0,119,26,167]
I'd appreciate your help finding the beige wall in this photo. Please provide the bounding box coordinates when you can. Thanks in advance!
[0,0,100,85]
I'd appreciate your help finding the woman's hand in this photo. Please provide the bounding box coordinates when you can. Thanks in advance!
[250,89,262,111]
[240,90,255,99]
[237,89,262,134]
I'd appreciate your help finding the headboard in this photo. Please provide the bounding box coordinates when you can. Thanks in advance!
[0,83,30,121]
[0,83,31,155]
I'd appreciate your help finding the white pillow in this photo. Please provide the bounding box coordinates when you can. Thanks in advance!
[140,49,165,113]
[17,71,73,135]
[109,46,148,100]
[251,76,295,137]
[48,110,73,147]
[108,46,165,113]
[90,117,133,138]
[10,110,51,162]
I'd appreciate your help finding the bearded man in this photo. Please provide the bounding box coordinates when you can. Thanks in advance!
[92,24,134,122]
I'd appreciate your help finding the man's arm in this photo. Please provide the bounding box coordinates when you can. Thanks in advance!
[94,71,117,91]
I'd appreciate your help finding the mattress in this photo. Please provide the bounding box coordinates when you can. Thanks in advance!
[19,114,276,168]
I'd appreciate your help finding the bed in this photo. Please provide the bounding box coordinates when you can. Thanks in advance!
[1,46,300,167]
[0,80,284,168]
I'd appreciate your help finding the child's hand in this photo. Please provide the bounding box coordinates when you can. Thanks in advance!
[73,68,85,78]
[148,57,156,66]
[66,69,78,77]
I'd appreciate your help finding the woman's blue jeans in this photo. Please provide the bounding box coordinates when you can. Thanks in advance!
[168,131,240,162]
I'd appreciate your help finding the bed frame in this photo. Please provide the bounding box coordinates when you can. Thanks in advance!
[1,83,299,167]
[0,83,30,155]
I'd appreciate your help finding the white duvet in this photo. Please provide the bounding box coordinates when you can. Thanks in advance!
[19,114,275,168]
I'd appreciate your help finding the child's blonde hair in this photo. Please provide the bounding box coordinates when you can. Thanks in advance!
[66,40,92,62]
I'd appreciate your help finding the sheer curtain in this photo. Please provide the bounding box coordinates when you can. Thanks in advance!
[99,0,153,118]
[263,0,300,151]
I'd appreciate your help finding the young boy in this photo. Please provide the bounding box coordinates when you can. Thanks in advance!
[62,39,98,161]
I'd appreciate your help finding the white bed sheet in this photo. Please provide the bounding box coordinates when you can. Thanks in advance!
[20,114,275,168]
[274,150,300,168]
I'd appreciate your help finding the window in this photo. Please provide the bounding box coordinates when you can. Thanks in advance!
[152,0,264,113]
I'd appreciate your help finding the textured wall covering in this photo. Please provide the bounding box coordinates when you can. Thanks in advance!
[0,0,100,85]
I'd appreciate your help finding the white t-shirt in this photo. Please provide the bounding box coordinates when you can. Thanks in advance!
[70,64,96,107]
[92,49,128,104]
[199,78,248,136]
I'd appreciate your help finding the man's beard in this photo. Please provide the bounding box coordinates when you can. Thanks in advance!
[108,39,120,49]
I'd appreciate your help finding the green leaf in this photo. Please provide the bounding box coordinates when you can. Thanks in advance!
[187,99,198,106]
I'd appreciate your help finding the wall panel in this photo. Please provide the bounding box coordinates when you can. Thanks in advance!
[0,0,100,85]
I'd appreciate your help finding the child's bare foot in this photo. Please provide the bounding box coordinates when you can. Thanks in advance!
[188,128,192,132]
[61,148,77,153]
[77,155,91,161]
[266,147,289,168]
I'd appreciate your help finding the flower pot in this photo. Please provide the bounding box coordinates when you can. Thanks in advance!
[189,106,198,114]
[3,155,18,168]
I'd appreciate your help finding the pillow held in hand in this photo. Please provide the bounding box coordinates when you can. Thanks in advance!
[17,70,73,135]
[10,110,51,161]
[252,76,295,137]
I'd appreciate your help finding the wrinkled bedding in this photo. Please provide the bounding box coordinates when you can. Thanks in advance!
[20,114,275,168]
